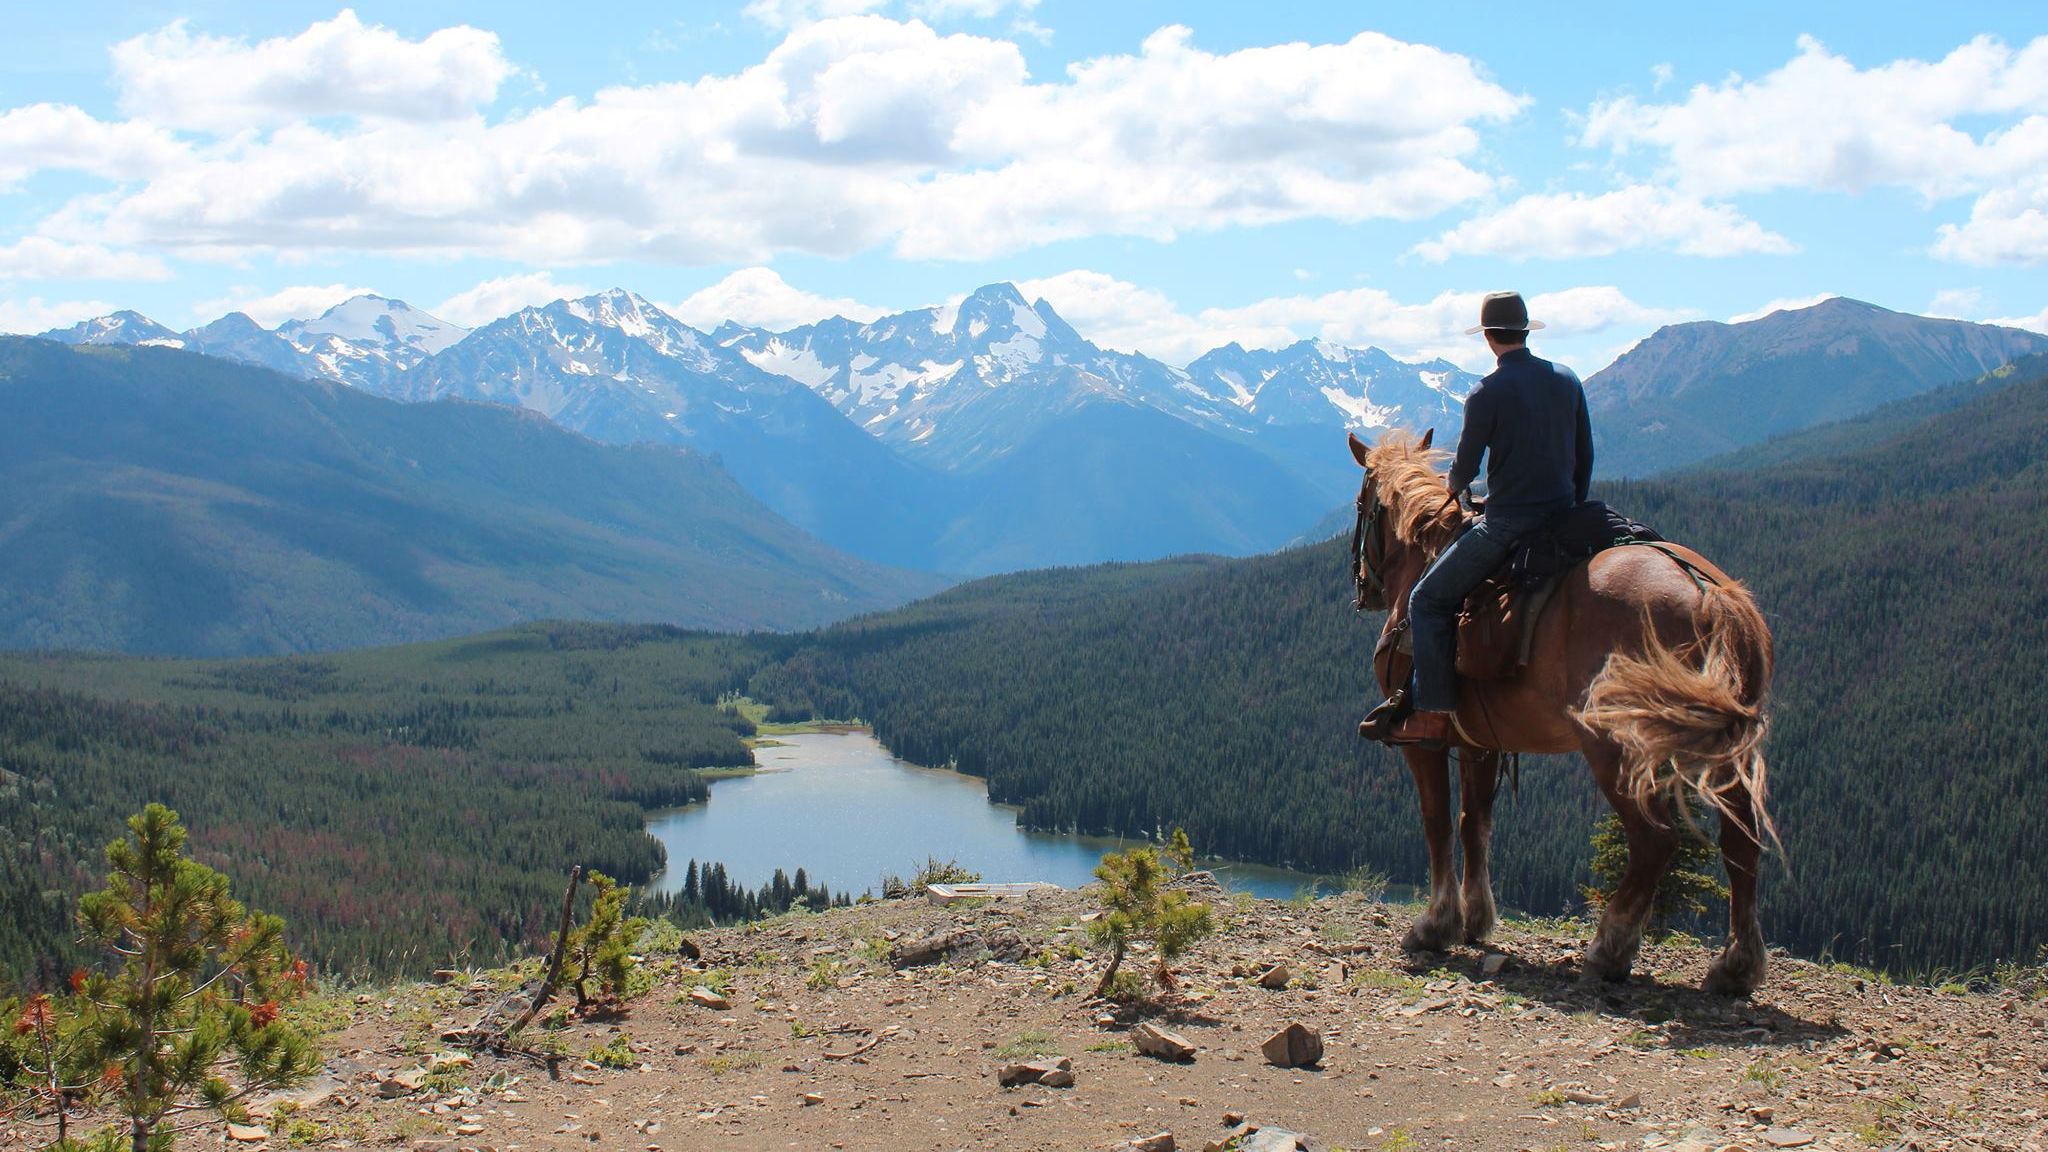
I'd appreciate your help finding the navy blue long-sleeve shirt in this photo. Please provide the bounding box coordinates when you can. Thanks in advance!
[1447,347,1593,518]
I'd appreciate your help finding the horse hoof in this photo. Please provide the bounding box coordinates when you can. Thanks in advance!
[1702,957,1764,998]
[1581,944,1634,986]
[1402,922,1460,954]
[1461,911,1497,946]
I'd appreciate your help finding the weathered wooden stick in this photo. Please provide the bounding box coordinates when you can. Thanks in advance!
[495,865,582,1045]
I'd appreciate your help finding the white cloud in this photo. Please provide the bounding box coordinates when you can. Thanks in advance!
[0,103,185,188]
[0,238,170,281]
[911,0,1040,19]
[1580,35,2048,267]
[1727,293,1835,323]
[1650,62,1674,91]
[1926,287,1983,318]
[744,0,1037,27]
[742,0,890,30]
[1008,269,1688,370]
[1932,171,2048,265]
[0,296,120,334]
[1414,185,1795,262]
[1582,35,2048,198]
[433,272,591,327]
[666,267,886,330]
[15,15,1523,268]
[110,10,514,132]
[1985,306,2048,335]
[902,25,1523,259]
[193,283,378,327]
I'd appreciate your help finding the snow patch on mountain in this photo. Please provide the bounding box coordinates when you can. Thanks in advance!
[280,295,466,357]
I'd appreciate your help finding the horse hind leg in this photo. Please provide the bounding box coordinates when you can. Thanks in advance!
[1703,784,1768,996]
[1457,750,1501,946]
[1582,739,1678,984]
[1401,745,1465,953]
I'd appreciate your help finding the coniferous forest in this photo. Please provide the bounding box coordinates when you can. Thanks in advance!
[3,360,2045,986]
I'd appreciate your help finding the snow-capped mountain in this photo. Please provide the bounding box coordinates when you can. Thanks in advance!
[719,283,1204,471]
[41,311,187,348]
[37,296,467,393]
[276,295,468,393]
[1184,340,1475,434]
[398,289,957,567]
[397,289,788,437]
[721,283,1478,475]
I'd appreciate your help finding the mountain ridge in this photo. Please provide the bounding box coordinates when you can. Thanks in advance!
[1586,295,2048,476]
[0,337,943,655]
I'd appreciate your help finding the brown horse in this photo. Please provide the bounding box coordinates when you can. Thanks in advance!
[1348,429,1776,995]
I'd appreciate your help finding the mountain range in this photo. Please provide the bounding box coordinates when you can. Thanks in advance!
[38,287,2048,575]
[1583,296,2048,476]
[0,338,943,655]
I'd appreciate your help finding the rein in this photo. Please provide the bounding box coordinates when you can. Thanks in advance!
[1352,474,1464,614]
[1349,478,1388,612]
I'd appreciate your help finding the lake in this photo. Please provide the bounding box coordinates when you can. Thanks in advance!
[645,730,1336,900]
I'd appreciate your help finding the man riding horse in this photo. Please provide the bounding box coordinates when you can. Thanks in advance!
[1365,291,1594,748]
[1346,292,1776,995]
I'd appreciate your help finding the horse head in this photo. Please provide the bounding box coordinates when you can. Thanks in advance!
[1346,428,1432,612]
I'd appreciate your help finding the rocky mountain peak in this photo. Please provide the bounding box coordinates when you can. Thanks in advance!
[41,310,184,347]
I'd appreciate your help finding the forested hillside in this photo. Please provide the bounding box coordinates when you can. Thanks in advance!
[0,625,765,984]
[755,359,2048,975]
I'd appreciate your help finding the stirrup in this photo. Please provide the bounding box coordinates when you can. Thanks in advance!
[1359,689,1412,743]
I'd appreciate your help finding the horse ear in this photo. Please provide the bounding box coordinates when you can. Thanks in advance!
[1347,432,1370,467]
[1419,427,1434,451]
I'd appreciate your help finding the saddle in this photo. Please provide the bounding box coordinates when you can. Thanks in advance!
[1453,500,1664,680]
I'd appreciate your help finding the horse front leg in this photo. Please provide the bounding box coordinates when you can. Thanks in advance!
[1401,745,1464,952]
[1582,739,1677,984]
[1703,786,1768,996]
[1458,750,1501,946]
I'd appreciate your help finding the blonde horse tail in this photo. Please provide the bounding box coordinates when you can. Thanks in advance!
[1574,579,1779,852]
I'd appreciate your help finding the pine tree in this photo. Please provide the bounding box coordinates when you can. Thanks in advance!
[1581,805,1729,941]
[1088,846,1214,999]
[567,872,649,1011]
[71,804,319,1152]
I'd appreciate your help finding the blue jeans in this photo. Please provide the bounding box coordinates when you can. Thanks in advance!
[1408,512,1546,712]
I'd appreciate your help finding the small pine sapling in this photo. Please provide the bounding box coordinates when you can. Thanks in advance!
[1089,846,1214,999]
[567,872,651,1010]
[1164,827,1196,876]
[1582,802,1729,941]
[70,804,319,1152]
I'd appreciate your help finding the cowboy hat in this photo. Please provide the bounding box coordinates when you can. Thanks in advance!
[1464,291,1546,335]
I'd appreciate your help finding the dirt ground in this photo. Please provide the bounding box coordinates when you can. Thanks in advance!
[22,883,2045,1152]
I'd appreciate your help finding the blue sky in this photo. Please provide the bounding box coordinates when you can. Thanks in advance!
[3,0,2043,372]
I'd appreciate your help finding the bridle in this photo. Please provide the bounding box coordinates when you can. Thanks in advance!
[1350,469,1389,613]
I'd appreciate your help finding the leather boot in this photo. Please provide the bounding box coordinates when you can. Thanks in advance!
[1389,710,1454,749]
[1358,689,1410,742]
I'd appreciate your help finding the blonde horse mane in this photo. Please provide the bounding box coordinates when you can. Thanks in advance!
[1364,430,1464,551]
